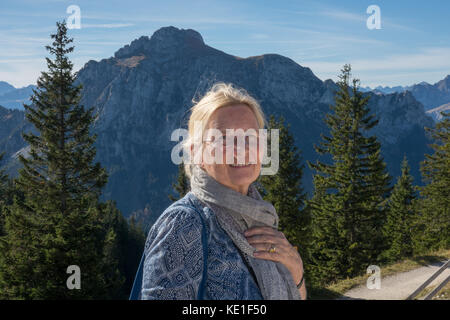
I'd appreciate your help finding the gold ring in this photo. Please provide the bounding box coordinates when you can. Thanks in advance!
[269,244,276,253]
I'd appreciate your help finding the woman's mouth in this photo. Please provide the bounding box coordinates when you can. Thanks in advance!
[229,163,252,168]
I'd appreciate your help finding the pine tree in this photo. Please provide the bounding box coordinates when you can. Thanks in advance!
[0,21,117,299]
[414,111,450,252]
[128,203,155,233]
[124,213,146,290]
[257,115,310,266]
[307,64,392,284]
[97,200,144,299]
[382,156,416,263]
[168,163,189,201]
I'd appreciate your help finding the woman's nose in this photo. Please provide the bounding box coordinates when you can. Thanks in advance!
[233,144,249,162]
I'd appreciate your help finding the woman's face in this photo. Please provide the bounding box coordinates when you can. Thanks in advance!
[200,104,261,195]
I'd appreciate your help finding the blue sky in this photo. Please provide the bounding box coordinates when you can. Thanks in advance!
[1,0,449,88]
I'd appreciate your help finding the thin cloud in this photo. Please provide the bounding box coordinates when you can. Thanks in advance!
[321,9,364,22]
[82,14,265,27]
[81,23,135,29]
[286,6,418,33]
[354,47,450,71]
[319,8,417,32]
[301,47,450,86]
[249,33,270,40]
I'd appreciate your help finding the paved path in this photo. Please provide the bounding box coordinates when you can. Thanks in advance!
[340,260,450,300]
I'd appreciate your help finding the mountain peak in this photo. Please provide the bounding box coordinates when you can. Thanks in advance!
[0,81,15,95]
[150,26,204,45]
[435,74,450,92]
[114,26,205,59]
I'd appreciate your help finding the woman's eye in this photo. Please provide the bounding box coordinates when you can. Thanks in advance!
[217,135,259,146]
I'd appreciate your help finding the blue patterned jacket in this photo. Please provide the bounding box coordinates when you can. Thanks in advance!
[140,191,263,300]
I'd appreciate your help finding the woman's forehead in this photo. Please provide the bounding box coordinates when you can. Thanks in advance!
[208,106,258,131]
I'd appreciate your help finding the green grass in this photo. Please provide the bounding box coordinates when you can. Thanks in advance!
[308,248,450,300]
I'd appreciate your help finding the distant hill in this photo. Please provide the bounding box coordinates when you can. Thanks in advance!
[0,81,15,95]
[410,76,450,110]
[0,83,36,110]
[362,75,450,112]
[360,85,410,95]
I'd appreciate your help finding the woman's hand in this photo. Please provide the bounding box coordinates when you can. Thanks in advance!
[244,226,306,298]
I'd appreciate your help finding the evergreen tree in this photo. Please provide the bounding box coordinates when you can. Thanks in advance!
[129,203,155,234]
[0,21,117,299]
[168,163,189,201]
[382,156,416,263]
[98,200,145,299]
[124,213,146,290]
[307,64,392,284]
[414,111,450,252]
[257,115,310,266]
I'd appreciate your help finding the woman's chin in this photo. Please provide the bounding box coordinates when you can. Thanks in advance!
[227,163,257,185]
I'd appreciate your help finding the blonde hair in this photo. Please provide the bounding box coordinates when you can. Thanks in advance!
[183,82,267,179]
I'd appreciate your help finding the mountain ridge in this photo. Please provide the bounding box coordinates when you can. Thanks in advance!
[361,75,450,111]
[0,26,436,219]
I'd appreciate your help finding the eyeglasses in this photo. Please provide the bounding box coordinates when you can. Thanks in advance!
[203,133,259,149]
[201,132,262,165]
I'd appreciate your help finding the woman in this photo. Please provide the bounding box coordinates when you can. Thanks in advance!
[140,82,306,300]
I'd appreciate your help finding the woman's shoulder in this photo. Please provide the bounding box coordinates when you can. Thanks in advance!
[142,192,210,299]
[155,192,206,226]
[144,192,209,251]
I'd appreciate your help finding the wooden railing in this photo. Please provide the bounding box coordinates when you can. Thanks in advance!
[406,259,450,300]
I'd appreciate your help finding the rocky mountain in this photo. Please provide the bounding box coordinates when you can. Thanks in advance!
[0,26,436,220]
[409,76,450,110]
[0,105,34,174]
[0,105,29,154]
[0,84,36,110]
[362,76,450,112]
[0,81,15,95]
[360,85,410,95]
[426,102,450,121]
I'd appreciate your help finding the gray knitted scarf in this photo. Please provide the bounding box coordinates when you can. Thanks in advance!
[190,165,301,300]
